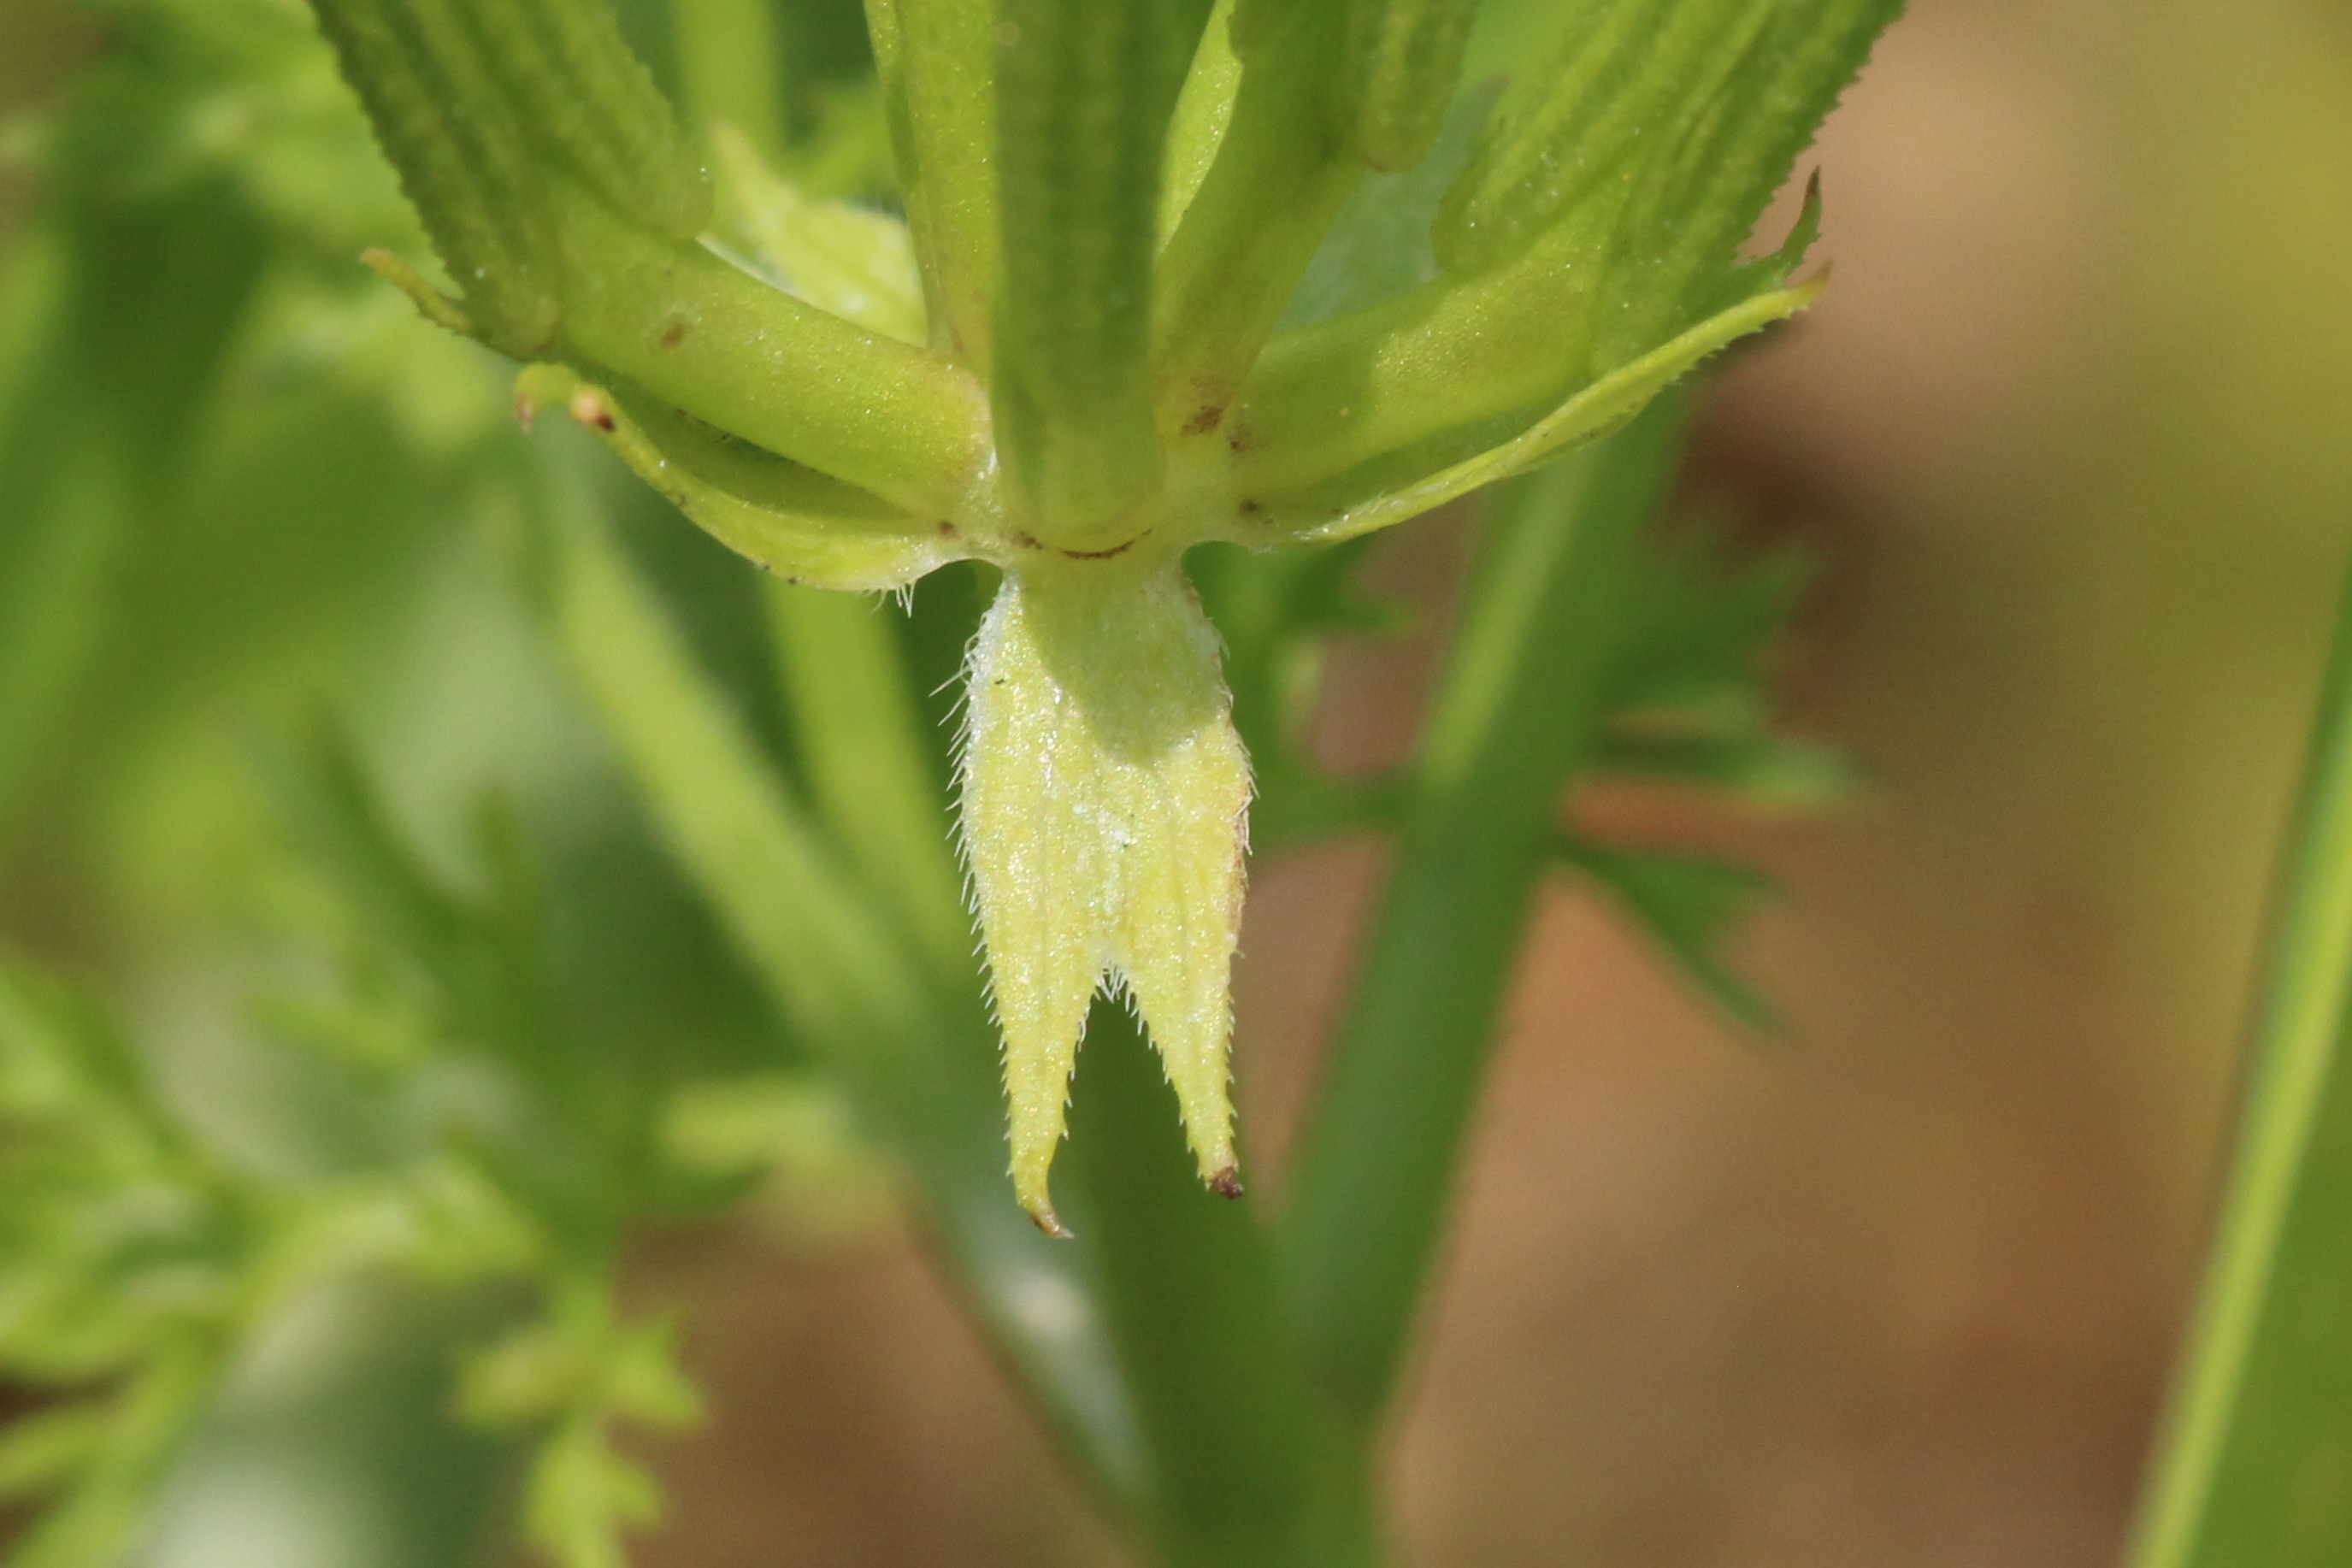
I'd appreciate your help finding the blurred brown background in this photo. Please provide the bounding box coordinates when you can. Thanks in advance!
[610,2,2352,1565]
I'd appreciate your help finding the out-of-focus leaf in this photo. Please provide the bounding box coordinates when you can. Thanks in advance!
[710,124,924,344]
[1555,836,1777,1032]
[1188,535,1411,847]
[0,964,255,1568]
[2128,557,2352,1568]
[1279,82,1493,331]
[1588,528,1854,810]
[764,581,969,975]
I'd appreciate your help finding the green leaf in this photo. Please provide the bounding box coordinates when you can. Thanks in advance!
[1225,0,1889,516]
[1239,273,1820,541]
[1278,83,1494,331]
[1584,523,1858,808]
[1555,837,1778,1033]
[1589,728,1860,807]
[0,968,254,1568]
[0,1406,110,1501]
[1436,0,1889,299]
[2127,556,2352,1568]
[460,0,710,239]
[308,0,563,352]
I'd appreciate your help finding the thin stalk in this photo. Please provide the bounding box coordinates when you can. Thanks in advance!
[763,581,970,978]
[1279,394,1687,1434]
[864,0,999,367]
[1148,2,1359,429]
[1061,999,1372,1568]
[2127,542,2352,1568]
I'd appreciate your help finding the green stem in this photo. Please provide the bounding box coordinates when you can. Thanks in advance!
[1278,395,1686,1434]
[864,0,999,367]
[2126,542,2352,1567]
[1149,2,1359,431]
[763,581,970,978]
[552,189,987,517]
[1061,999,1379,1568]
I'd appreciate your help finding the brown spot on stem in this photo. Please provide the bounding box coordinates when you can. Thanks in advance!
[1030,1205,1075,1240]
[1226,424,1255,455]
[1011,530,1044,551]
[938,521,960,539]
[1239,499,1263,515]
[658,317,691,350]
[1182,404,1225,437]
[1209,1168,1243,1200]
[568,389,616,433]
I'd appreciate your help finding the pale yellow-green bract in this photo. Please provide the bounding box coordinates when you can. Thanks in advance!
[961,559,1251,1234]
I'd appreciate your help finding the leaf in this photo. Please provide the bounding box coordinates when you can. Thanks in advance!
[2126,557,2352,1568]
[1244,272,1822,542]
[1279,82,1495,331]
[0,1406,110,1501]
[1436,0,1889,303]
[462,0,710,239]
[1555,837,1778,1032]
[307,0,562,351]
[1588,524,1857,810]
[1226,0,1888,517]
